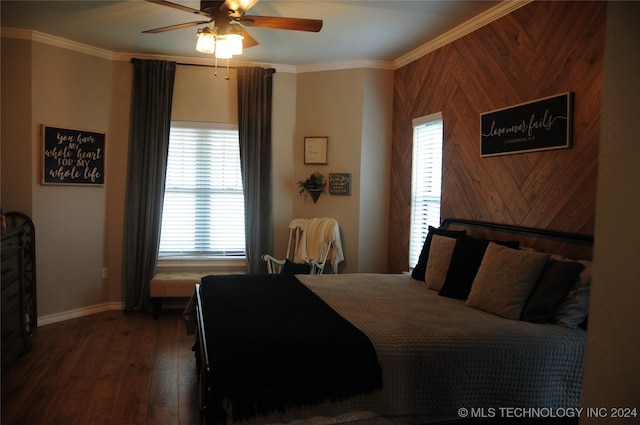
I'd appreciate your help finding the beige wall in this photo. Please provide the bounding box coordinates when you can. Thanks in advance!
[30,43,111,319]
[271,72,297,258]
[294,69,364,272]
[1,38,32,212]
[172,65,238,123]
[104,60,132,304]
[293,68,393,273]
[358,69,393,272]
[581,2,640,420]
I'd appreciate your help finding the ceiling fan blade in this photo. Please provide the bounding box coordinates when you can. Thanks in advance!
[145,0,210,18]
[221,0,260,18]
[238,27,260,48]
[143,20,212,34]
[237,15,323,32]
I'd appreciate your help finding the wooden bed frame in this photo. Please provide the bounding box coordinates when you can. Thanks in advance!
[193,218,594,425]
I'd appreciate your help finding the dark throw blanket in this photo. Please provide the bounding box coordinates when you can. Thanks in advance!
[199,274,382,424]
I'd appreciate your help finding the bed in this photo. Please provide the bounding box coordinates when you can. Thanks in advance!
[188,218,593,425]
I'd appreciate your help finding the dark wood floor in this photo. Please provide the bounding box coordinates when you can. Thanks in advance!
[2,311,581,425]
[1,310,200,425]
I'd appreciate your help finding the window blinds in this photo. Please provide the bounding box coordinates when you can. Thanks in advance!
[159,123,245,257]
[409,113,443,269]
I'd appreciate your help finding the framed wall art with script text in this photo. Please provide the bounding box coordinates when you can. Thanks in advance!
[480,92,573,157]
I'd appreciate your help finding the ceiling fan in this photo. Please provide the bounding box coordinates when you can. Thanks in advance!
[143,0,323,49]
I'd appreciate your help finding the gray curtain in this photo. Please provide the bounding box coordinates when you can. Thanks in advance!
[123,59,176,313]
[237,67,275,273]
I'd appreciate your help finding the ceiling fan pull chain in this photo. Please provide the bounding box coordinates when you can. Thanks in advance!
[225,59,231,80]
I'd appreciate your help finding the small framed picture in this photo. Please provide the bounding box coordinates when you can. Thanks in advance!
[304,137,328,164]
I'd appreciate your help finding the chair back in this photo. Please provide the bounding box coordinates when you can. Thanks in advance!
[262,218,344,274]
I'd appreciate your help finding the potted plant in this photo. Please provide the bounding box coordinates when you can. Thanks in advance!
[297,171,325,203]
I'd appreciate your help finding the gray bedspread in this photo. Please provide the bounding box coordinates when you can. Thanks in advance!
[217,273,586,424]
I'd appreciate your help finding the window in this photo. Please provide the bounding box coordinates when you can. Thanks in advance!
[409,113,443,269]
[159,122,245,258]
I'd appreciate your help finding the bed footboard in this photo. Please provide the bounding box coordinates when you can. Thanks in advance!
[195,283,212,425]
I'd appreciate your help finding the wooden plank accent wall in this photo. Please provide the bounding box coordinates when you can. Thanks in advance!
[388,1,606,272]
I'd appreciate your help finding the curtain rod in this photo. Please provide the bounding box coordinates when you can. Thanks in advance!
[129,58,275,73]
[177,62,237,70]
[177,62,276,73]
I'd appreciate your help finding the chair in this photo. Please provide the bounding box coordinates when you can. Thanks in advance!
[262,218,344,274]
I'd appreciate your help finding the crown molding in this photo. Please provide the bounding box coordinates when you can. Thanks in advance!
[1,27,115,61]
[1,27,31,41]
[394,0,532,69]
[296,59,395,74]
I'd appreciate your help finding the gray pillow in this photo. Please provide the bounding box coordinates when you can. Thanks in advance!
[466,242,550,320]
[553,259,592,328]
[411,226,466,281]
[424,235,457,291]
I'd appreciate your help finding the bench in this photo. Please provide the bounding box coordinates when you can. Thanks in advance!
[150,272,206,319]
[150,271,246,318]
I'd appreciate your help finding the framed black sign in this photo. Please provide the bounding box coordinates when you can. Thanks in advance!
[480,92,573,157]
[41,125,105,185]
[329,173,352,196]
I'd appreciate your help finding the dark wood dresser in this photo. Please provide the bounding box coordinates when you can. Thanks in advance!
[2,226,32,372]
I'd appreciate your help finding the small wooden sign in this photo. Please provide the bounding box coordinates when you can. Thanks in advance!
[480,92,572,157]
[329,173,351,196]
[41,125,105,185]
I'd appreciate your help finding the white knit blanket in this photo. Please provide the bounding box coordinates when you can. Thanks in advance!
[292,218,344,273]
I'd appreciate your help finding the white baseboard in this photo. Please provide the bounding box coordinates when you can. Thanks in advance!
[37,302,125,327]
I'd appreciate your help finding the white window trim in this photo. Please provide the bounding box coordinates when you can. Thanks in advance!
[412,112,442,128]
[171,120,238,131]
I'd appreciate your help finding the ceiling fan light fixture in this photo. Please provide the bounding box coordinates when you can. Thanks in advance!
[196,27,215,54]
[214,35,233,59]
[226,32,244,55]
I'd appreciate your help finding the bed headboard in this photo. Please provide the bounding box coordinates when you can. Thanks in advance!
[440,218,594,260]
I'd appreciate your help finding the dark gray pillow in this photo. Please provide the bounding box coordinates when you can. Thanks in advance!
[521,260,585,323]
[281,259,311,274]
